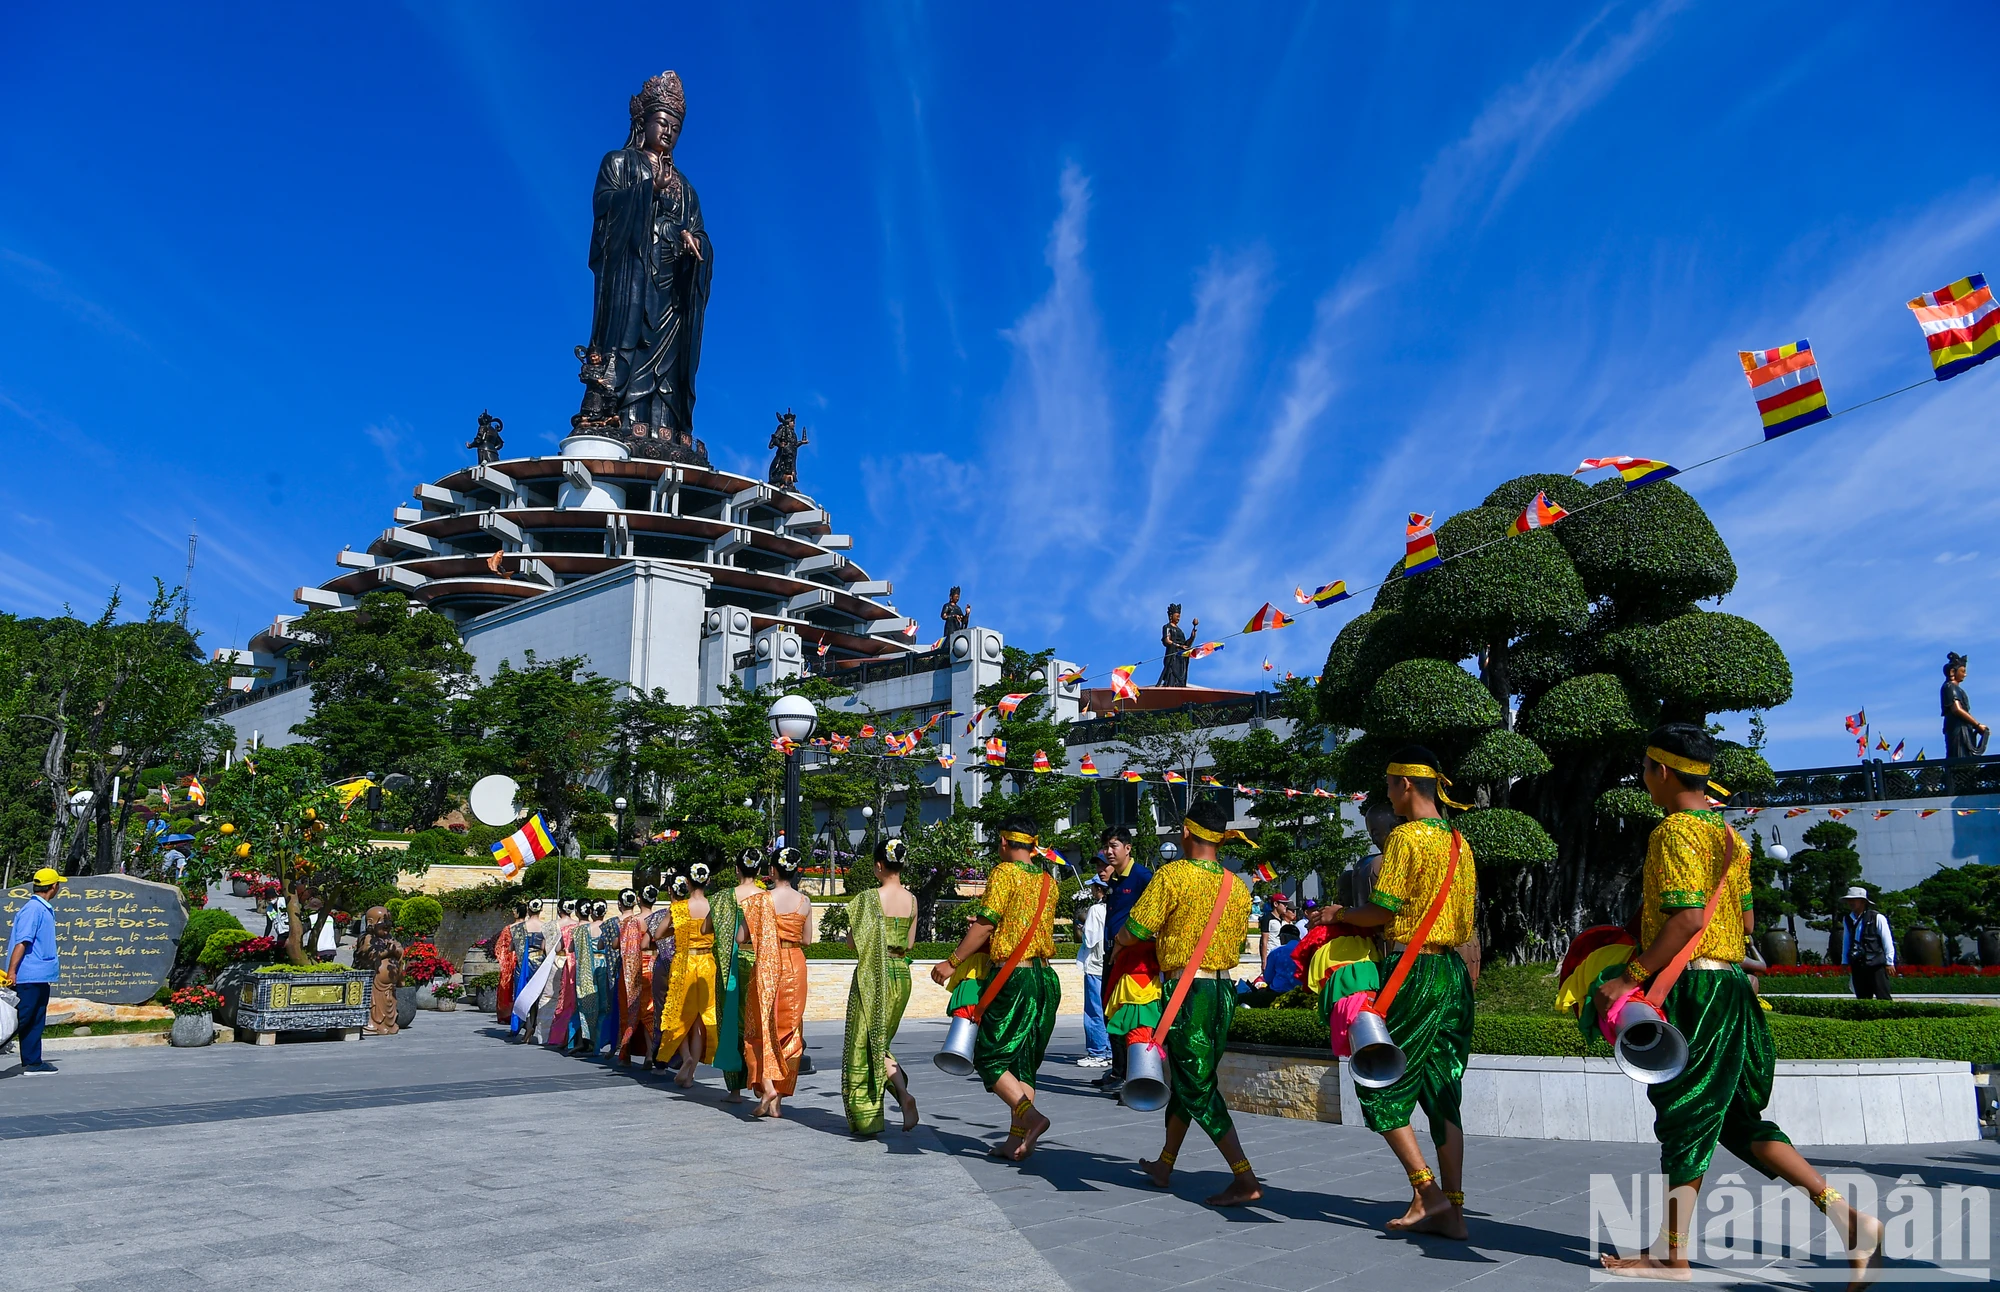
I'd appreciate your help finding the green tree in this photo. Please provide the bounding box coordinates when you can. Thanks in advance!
[962,647,1079,846]
[460,653,617,855]
[901,788,980,940]
[290,590,478,826]
[1320,474,1788,955]
[1208,677,1368,895]
[1790,820,1863,948]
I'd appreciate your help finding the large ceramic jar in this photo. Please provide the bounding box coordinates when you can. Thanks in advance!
[1902,925,1946,969]
[1760,929,1799,967]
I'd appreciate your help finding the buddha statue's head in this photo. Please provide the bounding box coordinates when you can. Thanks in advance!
[627,70,685,155]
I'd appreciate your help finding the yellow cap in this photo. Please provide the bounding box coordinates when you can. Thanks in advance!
[32,868,63,888]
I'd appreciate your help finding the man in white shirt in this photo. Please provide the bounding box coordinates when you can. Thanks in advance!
[1259,893,1297,962]
[1075,877,1112,1067]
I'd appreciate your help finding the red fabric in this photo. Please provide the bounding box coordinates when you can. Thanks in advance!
[1559,924,1637,984]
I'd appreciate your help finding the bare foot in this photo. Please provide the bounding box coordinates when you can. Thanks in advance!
[675,1065,696,1089]
[1598,1254,1692,1281]
[1139,1157,1174,1189]
[767,1096,785,1119]
[1834,1205,1884,1291]
[1008,1107,1050,1162]
[1205,1174,1264,1208]
[1387,1189,1467,1240]
[722,1089,744,1103]
[988,1131,1022,1159]
[899,1092,920,1133]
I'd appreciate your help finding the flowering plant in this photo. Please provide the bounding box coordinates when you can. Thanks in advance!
[401,942,457,984]
[431,981,465,1002]
[225,935,279,964]
[169,985,226,1016]
[250,879,283,901]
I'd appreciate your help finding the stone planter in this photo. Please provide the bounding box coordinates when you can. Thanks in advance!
[169,1013,214,1047]
[393,985,418,1028]
[231,879,251,898]
[475,987,499,1015]
[232,969,372,1038]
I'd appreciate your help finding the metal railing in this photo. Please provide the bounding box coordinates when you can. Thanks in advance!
[839,646,952,685]
[1733,754,2000,806]
[1064,692,1273,746]
[206,668,311,717]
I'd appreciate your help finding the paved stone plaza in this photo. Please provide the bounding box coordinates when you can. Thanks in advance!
[2,1011,1992,1291]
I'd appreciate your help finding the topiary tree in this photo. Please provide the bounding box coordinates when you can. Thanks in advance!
[1319,474,1791,956]
[396,894,443,941]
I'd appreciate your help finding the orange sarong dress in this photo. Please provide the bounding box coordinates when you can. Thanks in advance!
[742,894,809,1095]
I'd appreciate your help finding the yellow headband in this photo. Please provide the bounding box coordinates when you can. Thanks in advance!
[1384,762,1471,811]
[1183,818,1258,849]
[1646,747,1730,798]
[999,830,1039,847]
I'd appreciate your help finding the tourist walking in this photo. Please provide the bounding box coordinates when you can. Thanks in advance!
[1943,652,1989,758]
[742,847,811,1118]
[1097,825,1153,1095]
[4,868,64,1073]
[843,838,920,1136]
[1113,798,1260,1206]
[1592,724,1881,1283]
[932,815,1062,1161]
[710,850,761,1101]
[1075,879,1112,1067]
[660,863,718,1088]
[1834,886,1896,1000]
[1310,746,1477,1240]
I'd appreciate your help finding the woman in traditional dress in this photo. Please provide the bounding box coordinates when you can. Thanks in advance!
[843,838,920,1136]
[495,900,526,1024]
[660,861,719,1088]
[710,848,761,1101]
[569,901,602,1055]
[617,887,657,1065]
[510,899,548,1042]
[646,883,678,1071]
[591,900,619,1052]
[741,847,811,1118]
[546,898,582,1049]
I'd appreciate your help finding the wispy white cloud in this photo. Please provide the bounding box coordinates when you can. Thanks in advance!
[363,416,413,479]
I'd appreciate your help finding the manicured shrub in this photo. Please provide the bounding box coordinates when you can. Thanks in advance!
[178,909,246,966]
[1454,808,1558,868]
[198,928,256,970]
[1764,996,1986,1021]
[396,895,444,940]
[520,855,591,898]
[1227,1007,1329,1051]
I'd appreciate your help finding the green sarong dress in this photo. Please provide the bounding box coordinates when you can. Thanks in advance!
[972,965,1061,1091]
[1649,965,1790,1184]
[1354,951,1474,1144]
[1164,978,1236,1138]
[842,891,914,1135]
[710,887,749,1092]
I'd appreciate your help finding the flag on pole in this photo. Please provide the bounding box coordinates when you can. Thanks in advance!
[1261,657,1273,672]
[1078,755,1099,777]
[1891,739,1906,761]
[490,812,556,879]
[186,777,207,807]
[1163,770,1187,784]
[1845,710,1867,735]
[1908,273,2000,380]
[1916,748,1927,761]
[1250,861,1276,883]
[1185,641,1223,660]
[1739,340,1832,439]
[1856,733,1868,758]
[928,637,945,651]
[1311,580,1351,608]
[995,692,1031,717]
[1574,457,1678,488]
[1876,736,1891,752]
[1403,513,1441,576]
[1119,769,1143,783]
[1032,749,1051,774]
[984,737,1006,766]
[1293,587,1312,605]
[1510,490,1569,534]
[1243,603,1293,632]
[816,636,829,658]
[901,620,918,638]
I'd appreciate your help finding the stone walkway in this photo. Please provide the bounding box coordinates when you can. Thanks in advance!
[0,1008,1991,1290]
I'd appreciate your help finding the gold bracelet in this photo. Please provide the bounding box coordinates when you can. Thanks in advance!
[945,954,962,970]
[1624,960,1652,984]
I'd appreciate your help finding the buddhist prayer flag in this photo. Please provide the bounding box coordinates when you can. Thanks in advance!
[1908,273,2000,380]
[1261,657,1273,672]
[1574,456,1678,489]
[1111,666,1140,702]
[1827,808,1851,819]
[1284,788,1300,799]
[1403,513,1441,576]
[1873,809,1895,820]
[901,620,918,638]
[1293,587,1312,605]
[1236,783,1257,796]
[490,812,555,879]
[964,707,987,735]
[1079,755,1099,777]
[1059,666,1087,685]
[1311,580,1351,608]
[1120,769,1143,783]
[1250,861,1276,883]
[1845,710,1866,735]
[1200,775,1222,787]
[859,725,876,738]
[1876,736,1891,752]
[1163,770,1187,784]
[1920,808,1941,818]
[1739,340,1832,439]
[1032,749,1051,774]
[1785,807,1811,817]
[771,736,798,754]
[1350,791,1368,802]
[186,777,206,807]
[1892,739,1906,761]
[1916,749,1927,761]
[937,749,955,769]
[984,737,1006,766]
[1311,787,1334,798]
[1958,809,1979,816]
[1185,641,1223,660]
[816,636,829,657]
[996,693,1031,717]
[1243,603,1293,632]
[1510,491,1569,534]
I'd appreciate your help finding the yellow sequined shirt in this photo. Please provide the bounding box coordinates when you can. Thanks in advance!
[973,859,1058,961]
[1640,810,1752,962]
[1370,818,1476,947]
[1123,858,1253,972]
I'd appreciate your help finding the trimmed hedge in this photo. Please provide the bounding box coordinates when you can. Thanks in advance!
[1764,996,1987,1021]
[1226,1006,2000,1062]
[178,909,246,965]
[1454,808,1557,869]
[1520,672,1647,749]
[1362,658,1504,744]
[800,942,1080,961]
[1456,728,1551,785]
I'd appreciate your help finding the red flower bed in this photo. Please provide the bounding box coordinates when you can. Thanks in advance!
[401,942,457,985]
[225,935,278,963]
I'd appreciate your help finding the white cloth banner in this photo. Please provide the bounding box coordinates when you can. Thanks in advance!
[511,953,557,1024]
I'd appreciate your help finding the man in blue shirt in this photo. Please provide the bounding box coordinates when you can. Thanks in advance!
[1263,924,1301,995]
[1096,826,1153,1093]
[5,868,64,1072]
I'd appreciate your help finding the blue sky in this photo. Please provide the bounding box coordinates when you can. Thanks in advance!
[2,2,1995,771]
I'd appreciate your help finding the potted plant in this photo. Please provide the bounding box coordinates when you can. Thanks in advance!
[466,971,502,1015]
[168,985,225,1047]
[402,943,457,1011]
[430,981,465,1012]
[230,870,253,898]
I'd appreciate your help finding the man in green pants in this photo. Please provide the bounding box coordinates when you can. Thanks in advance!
[1114,797,1259,1206]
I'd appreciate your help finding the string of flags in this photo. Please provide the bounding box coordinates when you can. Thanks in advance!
[1065,271,1991,702]
[1737,804,1989,825]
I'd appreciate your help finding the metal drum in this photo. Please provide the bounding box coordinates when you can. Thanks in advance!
[1346,1010,1407,1089]
[1611,996,1687,1085]
[934,1014,979,1076]
[1121,1040,1170,1111]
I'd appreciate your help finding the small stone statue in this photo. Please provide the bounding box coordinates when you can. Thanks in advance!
[353,906,404,1037]
[571,346,621,432]
[767,410,808,489]
[940,586,970,634]
[1156,603,1196,688]
[467,410,505,464]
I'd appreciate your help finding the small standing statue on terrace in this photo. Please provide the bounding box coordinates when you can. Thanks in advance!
[940,587,970,635]
[467,410,505,464]
[767,410,808,489]
[1157,603,1196,688]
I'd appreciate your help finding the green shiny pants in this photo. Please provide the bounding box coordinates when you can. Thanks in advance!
[1355,951,1473,1146]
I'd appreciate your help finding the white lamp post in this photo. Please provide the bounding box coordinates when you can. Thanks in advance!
[767,694,819,851]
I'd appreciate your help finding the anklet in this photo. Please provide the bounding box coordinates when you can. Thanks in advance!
[1445,1191,1464,1207]
[1229,1158,1252,1175]
[1811,1186,1843,1212]
[1014,1093,1036,1113]
[1663,1230,1688,1249]
[1007,1126,1027,1137]
[1156,1151,1176,1166]
[1407,1167,1434,1189]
